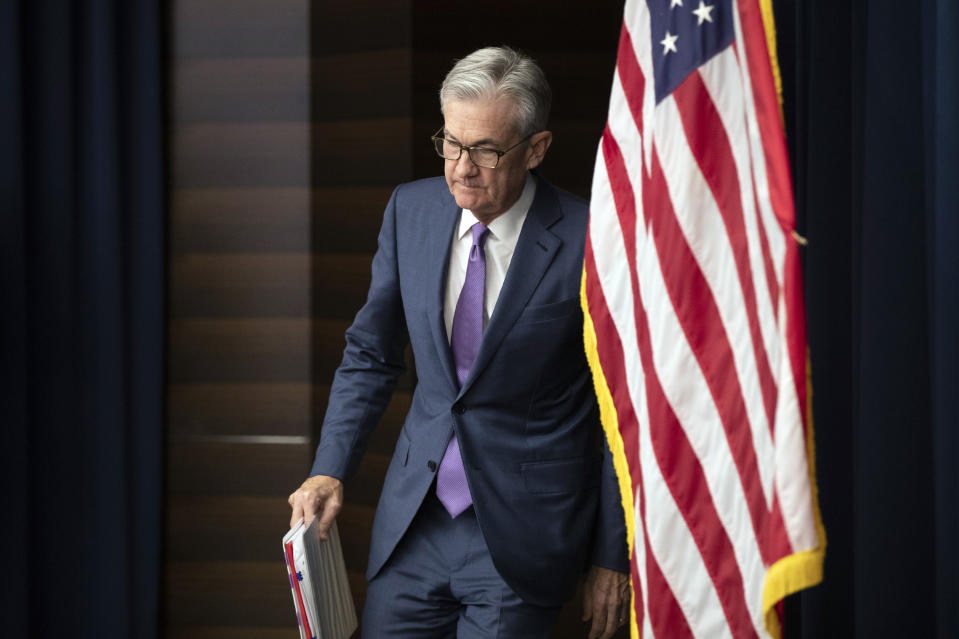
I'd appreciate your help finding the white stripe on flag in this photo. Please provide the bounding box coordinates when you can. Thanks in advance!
[588,145,655,627]
[772,311,818,551]
[651,96,777,505]
[623,0,655,170]
[698,49,782,386]
[632,224,734,638]
[630,174,768,636]
[608,71,645,203]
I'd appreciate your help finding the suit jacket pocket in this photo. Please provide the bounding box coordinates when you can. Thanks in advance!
[521,455,601,494]
[393,429,411,466]
[514,296,580,325]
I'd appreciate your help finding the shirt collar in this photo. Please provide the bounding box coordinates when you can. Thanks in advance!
[457,173,537,244]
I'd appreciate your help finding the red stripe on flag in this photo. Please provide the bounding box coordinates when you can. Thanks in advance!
[607,111,792,565]
[646,130,794,564]
[584,245,641,491]
[616,23,646,133]
[672,71,779,436]
[735,0,796,232]
[733,1,809,433]
[768,491,794,563]
[601,129,761,638]
[585,239,692,639]
[732,39,782,322]
[784,237,809,434]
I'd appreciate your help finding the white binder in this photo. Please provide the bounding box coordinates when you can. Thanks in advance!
[283,518,358,639]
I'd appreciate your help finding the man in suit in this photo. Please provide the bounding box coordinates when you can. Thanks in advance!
[289,46,629,638]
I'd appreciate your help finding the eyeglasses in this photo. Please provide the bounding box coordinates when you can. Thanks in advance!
[430,127,533,169]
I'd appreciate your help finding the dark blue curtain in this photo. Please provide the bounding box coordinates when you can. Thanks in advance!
[928,4,959,634]
[1,1,165,637]
[774,0,959,637]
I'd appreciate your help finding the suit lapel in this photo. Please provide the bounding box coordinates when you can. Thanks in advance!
[426,190,461,394]
[457,180,564,398]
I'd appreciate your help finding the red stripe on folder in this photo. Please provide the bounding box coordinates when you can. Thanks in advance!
[285,540,314,639]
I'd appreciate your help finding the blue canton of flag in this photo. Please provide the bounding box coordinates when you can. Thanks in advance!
[647,0,734,102]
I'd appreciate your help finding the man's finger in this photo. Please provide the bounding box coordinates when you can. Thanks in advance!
[289,497,304,529]
[588,597,607,639]
[316,496,341,541]
[301,494,319,528]
[600,599,619,639]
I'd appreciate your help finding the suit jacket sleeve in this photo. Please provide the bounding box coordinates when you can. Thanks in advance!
[310,188,409,481]
[592,432,630,573]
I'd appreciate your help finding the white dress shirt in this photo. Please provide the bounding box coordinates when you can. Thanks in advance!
[444,174,537,342]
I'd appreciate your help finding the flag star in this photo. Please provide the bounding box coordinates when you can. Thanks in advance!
[670,0,683,7]
[661,31,679,54]
[693,1,714,24]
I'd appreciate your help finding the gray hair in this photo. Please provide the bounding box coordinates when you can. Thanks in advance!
[439,46,552,137]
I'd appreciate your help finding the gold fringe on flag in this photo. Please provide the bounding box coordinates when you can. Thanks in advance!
[581,268,640,639]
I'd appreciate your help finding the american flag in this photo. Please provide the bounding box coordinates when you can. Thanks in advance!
[581,1,825,637]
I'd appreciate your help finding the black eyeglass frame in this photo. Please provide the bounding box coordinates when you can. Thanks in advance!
[430,127,535,169]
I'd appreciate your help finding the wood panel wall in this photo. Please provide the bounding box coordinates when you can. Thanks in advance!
[166,1,316,637]
[166,2,621,637]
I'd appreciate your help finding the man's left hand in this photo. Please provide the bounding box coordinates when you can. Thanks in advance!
[582,565,630,639]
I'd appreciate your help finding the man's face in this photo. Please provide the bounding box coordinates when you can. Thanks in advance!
[442,97,549,224]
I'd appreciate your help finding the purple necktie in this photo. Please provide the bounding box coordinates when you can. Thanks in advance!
[436,222,489,517]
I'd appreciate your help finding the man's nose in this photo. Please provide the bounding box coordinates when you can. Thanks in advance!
[452,152,479,177]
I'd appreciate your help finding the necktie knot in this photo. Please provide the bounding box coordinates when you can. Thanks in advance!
[471,222,489,247]
[469,223,489,263]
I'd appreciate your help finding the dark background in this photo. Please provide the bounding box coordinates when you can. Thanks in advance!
[4,0,957,637]
[774,1,958,636]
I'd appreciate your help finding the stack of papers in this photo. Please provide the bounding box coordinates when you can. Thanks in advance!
[282,518,358,639]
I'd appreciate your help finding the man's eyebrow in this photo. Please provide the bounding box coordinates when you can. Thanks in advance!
[443,130,501,148]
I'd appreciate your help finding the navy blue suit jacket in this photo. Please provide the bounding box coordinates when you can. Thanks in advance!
[311,175,628,606]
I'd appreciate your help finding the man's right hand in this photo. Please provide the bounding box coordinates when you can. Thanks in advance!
[288,475,344,541]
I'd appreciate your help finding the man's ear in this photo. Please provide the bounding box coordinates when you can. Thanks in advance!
[526,131,553,170]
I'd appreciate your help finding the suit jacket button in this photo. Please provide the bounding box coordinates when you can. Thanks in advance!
[427,460,437,472]
[452,403,466,414]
